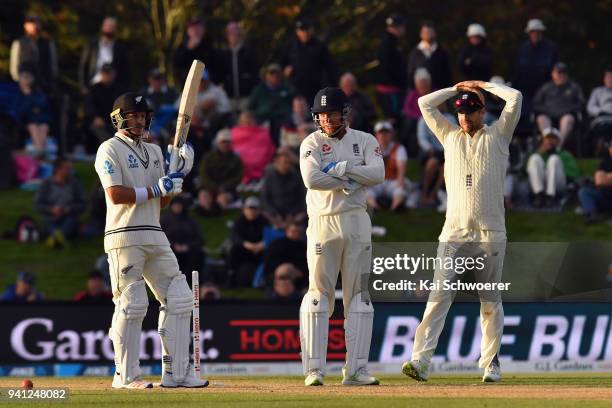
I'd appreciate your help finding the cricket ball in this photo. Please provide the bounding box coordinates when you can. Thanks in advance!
[21,379,33,389]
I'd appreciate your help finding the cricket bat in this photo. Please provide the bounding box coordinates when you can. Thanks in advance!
[169,59,205,173]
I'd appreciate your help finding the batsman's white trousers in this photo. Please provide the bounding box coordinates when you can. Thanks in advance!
[305,208,372,317]
[411,229,506,369]
[107,245,181,303]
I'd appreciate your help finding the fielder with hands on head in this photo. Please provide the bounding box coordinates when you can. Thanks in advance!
[94,92,208,389]
[402,80,522,383]
[299,87,384,386]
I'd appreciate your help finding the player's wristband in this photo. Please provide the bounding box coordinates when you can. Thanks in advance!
[134,187,149,204]
[150,183,163,198]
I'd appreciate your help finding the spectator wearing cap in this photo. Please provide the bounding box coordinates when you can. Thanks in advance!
[526,127,579,208]
[533,62,585,146]
[247,63,295,144]
[197,128,243,216]
[586,67,612,155]
[34,157,86,247]
[140,68,178,143]
[83,63,122,151]
[280,19,337,104]
[0,272,43,302]
[513,18,560,131]
[280,95,316,150]
[227,196,268,287]
[375,14,408,122]
[16,71,52,157]
[401,68,433,155]
[74,270,112,303]
[261,150,307,228]
[221,21,260,113]
[10,14,58,93]
[339,72,376,133]
[193,68,232,133]
[367,120,410,211]
[263,222,307,292]
[407,20,452,91]
[173,17,223,85]
[578,142,612,224]
[231,111,276,185]
[160,195,206,286]
[78,16,130,93]
[458,23,493,81]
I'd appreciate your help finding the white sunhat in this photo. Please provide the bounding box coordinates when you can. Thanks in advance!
[466,23,486,38]
[525,18,546,33]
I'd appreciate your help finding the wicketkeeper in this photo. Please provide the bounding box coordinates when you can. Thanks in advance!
[94,92,208,389]
[299,87,384,386]
[402,80,522,383]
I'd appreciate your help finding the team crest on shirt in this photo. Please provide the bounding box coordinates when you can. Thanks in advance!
[353,144,360,155]
[321,144,331,154]
[103,160,115,174]
[128,154,139,169]
[154,159,160,168]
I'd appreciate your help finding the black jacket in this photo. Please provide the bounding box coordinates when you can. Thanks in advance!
[281,36,337,102]
[174,38,223,85]
[264,237,307,285]
[160,207,204,250]
[230,214,267,245]
[221,43,260,100]
[347,91,376,133]
[458,43,493,81]
[260,166,306,216]
[85,81,122,123]
[376,32,407,89]
[407,45,452,90]
[513,39,559,98]
[79,38,130,90]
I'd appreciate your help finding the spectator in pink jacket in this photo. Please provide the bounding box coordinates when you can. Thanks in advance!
[400,68,433,154]
[231,111,276,184]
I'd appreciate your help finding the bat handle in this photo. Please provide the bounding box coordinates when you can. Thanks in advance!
[168,148,180,174]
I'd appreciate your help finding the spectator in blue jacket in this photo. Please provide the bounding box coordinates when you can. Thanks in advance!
[0,272,43,302]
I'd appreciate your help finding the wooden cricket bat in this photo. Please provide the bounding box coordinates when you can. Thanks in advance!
[169,59,205,172]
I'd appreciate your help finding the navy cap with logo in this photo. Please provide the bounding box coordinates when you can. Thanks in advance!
[454,91,484,114]
[112,92,153,114]
[311,87,349,113]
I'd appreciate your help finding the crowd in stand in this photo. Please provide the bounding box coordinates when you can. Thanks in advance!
[1,12,611,302]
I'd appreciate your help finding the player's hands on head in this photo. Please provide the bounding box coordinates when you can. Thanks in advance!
[153,172,184,197]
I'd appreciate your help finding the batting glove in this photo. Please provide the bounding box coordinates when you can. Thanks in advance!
[166,143,194,175]
[152,172,184,197]
[342,178,362,195]
[322,161,351,178]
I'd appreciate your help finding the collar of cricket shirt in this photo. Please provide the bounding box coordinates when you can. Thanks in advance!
[114,132,150,168]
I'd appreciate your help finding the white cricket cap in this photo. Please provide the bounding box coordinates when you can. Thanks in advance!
[466,23,486,38]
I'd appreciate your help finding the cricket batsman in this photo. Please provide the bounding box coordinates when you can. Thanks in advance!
[402,80,522,383]
[94,92,208,389]
[299,87,384,386]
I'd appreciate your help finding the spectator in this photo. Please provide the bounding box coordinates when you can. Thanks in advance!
[0,272,43,302]
[400,68,432,153]
[248,63,295,144]
[513,18,560,131]
[533,62,585,146]
[196,129,243,216]
[587,67,612,155]
[228,196,267,287]
[280,95,316,149]
[83,63,122,151]
[199,281,221,301]
[81,179,106,237]
[417,106,450,207]
[221,21,259,113]
[281,19,337,104]
[74,270,112,303]
[141,68,177,111]
[78,16,130,93]
[160,195,206,284]
[193,68,232,133]
[267,266,302,300]
[263,222,307,289]
[10,15,57,93]
[458,24,492,81]
[407,20,452,91]
[367,120,410,211]
[527,128,579,208]
[34,157,86,247]
[375,14,408,121]
[579,141,612,224]
[16,71,52,157]
[339,72,376,133]
[261,150,307,228]
[173,17,223,85]
[231,111,276,184]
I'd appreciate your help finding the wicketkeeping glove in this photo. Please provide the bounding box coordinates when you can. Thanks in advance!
[322,161,351,178]
[152,172,184,197]
[167,143,194,175]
